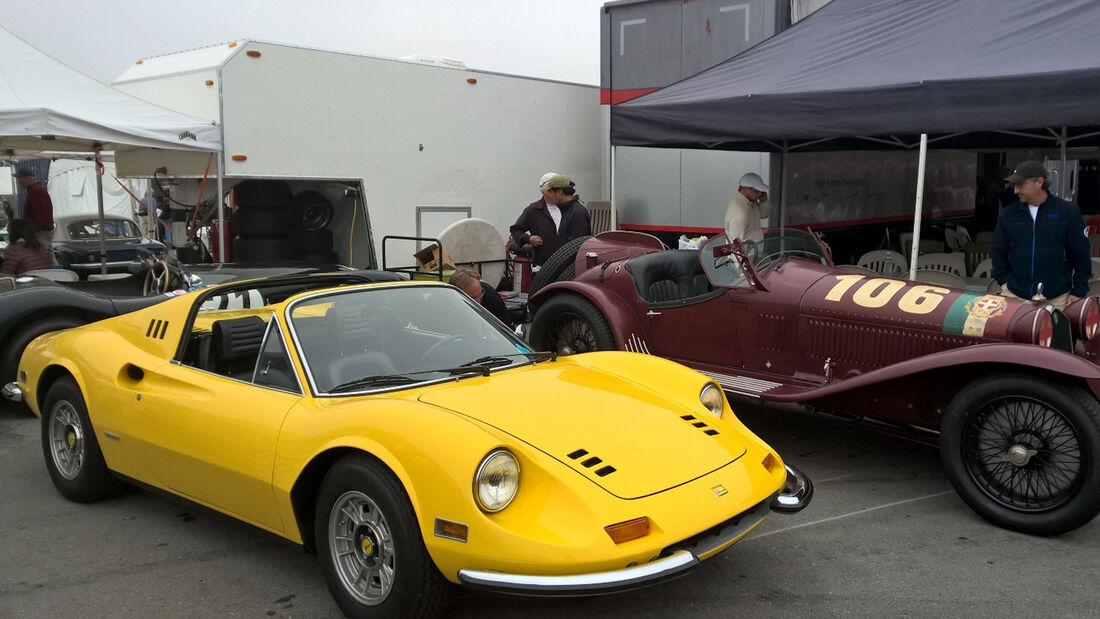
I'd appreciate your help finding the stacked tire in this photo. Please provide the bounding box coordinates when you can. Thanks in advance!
[231,182,337,263]
[233,181,293,262]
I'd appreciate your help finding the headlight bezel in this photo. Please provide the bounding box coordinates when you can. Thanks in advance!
[473,448,520,513]
[700,382,725,417]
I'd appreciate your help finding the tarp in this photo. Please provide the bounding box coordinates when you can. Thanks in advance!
[47,160,149,219]
[0,26,220,155]
[611,0,1100,152]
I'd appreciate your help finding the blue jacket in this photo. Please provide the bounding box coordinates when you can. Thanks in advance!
[991,194,1091,299]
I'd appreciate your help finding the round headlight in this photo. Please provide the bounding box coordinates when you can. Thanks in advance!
[474,449,520,513]
[700,383,724,417]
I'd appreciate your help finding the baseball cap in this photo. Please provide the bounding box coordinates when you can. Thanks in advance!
[738,172,769,193]
[539,173,574,191]
[14,167,35,178]
[539,172,559,187]
[1005,160,1047,184]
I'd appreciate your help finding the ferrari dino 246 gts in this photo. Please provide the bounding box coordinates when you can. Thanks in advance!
[5,273,811,618]
[528,229,1100,536]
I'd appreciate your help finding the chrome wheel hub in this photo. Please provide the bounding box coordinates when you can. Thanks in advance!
[329,491,395,606]
[49,401,84,480]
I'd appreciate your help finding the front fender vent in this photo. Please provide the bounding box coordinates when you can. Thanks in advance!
[567,448,617,477]
[145,319,169,340]
[680,414,720,437]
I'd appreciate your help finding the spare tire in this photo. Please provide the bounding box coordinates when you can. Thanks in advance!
[295,228,333,254]
[233,236,292,262]
[528,236,591,297]
[234,207,289,236]
[292,190,334,230]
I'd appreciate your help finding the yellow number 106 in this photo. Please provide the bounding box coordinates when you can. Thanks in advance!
[824,274,949,315]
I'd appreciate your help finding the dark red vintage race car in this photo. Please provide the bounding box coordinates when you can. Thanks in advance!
[527,229,1100,536]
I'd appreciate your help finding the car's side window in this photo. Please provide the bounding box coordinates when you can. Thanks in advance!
[252,319,300,393]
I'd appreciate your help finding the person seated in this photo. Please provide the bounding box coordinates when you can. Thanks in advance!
[449,266,513,328]
[1,218,54,276]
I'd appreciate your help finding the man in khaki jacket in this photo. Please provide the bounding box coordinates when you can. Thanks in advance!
[724,172,770,243]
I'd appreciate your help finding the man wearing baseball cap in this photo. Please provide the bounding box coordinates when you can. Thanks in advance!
[725,172,771,243]
[509,172,591,266]
[991,160,1090,308]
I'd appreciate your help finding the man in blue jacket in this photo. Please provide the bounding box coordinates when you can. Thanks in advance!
[992,160,1091,309]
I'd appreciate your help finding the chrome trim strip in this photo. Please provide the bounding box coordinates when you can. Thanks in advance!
[696,370,782,396]
[2,382,23,402]
[457,550,697,596]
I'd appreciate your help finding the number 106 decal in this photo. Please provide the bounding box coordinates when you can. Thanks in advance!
[824,274,950,315]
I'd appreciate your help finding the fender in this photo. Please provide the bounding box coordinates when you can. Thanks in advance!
[529,280,645,349]
[764,342,1100,404]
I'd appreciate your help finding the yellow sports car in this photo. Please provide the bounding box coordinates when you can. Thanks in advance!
[5,273,811,618]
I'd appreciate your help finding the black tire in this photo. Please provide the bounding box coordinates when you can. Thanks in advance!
[528,292,615,354]
[40,377,122,502]
[314,455,452,618]
[233,236,293,262]
[528,235,590,297]
[234,207,289,236]
[232,180,292,208]
[941,373,1100,536]
[292,190,334,230]
[0,316,86,386]
[295,228,334,254]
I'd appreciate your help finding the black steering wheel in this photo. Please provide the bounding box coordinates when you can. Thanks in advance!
[142,260,171,296]
[416,334,470,366]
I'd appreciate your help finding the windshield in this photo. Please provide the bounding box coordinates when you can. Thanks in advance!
[701,229,830,287]
[66,219,140,240]
[288,285,536,394]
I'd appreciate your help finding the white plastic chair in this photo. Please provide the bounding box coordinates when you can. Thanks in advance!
[913,269,966,288]
[972,258,993,280]
[913,252,965,276]
[23,268,79,281]
[857,249,908,276]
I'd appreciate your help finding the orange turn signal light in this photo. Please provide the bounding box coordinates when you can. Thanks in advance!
[762,453,781,475]
[605,516,650,544]
[433,518,469,542]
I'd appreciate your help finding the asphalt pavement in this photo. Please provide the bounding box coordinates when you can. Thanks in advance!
[2,396,1098,618]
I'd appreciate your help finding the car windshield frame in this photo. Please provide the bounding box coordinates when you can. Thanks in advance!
[701,228,831,288]
[284,283,542,397]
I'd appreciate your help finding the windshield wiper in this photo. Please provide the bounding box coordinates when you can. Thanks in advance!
[459,351,557,368]
[330,375,418,392]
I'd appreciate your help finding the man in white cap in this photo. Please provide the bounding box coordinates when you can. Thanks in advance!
[725,172,770,243]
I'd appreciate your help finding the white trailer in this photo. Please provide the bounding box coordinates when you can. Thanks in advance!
[112,40,601,269]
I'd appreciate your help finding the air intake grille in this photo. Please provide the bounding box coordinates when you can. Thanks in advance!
[567,448,617,477]
[680,414,720,437]
[145,319,169,340]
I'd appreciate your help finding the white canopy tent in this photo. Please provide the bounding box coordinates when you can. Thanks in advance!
[0,25,222,271]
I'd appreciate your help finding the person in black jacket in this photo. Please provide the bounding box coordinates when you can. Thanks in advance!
[992,160,1091,309]
[450,266,513,328]
[509,173,591,266]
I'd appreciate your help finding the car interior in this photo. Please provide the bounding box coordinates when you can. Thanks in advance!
[625,249,721,305]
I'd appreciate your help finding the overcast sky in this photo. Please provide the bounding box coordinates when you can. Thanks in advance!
[0,0,608,85]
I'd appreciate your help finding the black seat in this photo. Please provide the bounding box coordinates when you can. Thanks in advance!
[211,316,267,380]
[625,250,713,304]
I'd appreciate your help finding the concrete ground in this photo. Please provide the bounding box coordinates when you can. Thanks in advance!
[1,396,1097,618]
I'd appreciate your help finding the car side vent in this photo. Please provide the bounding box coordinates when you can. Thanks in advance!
[566,449,617,477]
[145,319,170,340]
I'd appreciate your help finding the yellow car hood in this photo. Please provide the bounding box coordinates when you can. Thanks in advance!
[417,364,747,499]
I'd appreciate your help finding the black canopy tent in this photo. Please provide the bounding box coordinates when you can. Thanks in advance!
[609,0,1100,276]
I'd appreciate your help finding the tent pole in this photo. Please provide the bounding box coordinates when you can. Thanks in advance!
[908,134,929,280]
[1060,126,1068,198]
[94,149,107,276]
[610,145,617,230]
[779,140,788,230]
[216,157,224,264]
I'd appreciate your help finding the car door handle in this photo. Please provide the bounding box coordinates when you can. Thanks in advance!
[646,310,662,316]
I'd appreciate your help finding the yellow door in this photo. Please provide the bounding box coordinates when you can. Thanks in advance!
[127,361,300,533]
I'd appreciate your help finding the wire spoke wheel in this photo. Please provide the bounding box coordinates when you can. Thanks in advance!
[963,395,1084,512]
[49,400,85,480]
[328,490,396,607]
[547,312,599,354]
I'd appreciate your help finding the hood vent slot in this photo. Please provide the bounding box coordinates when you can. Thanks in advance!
[567,448,617,477]
[681,413,720,437]
[145,319,169,340]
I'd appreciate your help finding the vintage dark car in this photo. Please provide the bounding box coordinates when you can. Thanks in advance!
[0,262,401,392]
[527,229,1100,536]
[51,214,168,276]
